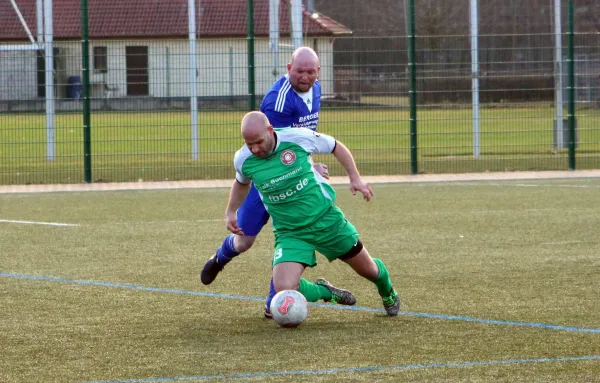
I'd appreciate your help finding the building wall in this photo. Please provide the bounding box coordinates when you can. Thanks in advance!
[0,37,334,101]
[0,49,38,101]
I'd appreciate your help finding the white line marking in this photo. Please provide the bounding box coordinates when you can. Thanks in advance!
[0,219,80,227]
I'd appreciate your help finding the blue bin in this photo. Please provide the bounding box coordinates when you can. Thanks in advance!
[67,76,82,99]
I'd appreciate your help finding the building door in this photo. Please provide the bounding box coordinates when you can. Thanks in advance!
[125,46,149,96]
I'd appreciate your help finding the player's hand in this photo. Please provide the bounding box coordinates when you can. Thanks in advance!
[225,211,244,235]
[349,178,373,201]
[313,163,329,179]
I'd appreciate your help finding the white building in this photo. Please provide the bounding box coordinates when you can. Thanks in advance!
[0,0,351,102]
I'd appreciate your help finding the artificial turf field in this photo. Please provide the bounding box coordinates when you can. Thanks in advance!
[1,177,599,382]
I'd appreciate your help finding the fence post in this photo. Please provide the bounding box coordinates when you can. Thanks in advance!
[43,0,55,161]
[567,0,576,170]
[405,0,418,174]
[81,0,92,183]
[470,0,480,158]
[247,0,256,111]
[188,0,199,160]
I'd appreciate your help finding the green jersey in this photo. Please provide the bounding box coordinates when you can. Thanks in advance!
[234,128,337,231]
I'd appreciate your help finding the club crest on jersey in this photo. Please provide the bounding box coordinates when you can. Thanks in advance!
[281,149,296,165]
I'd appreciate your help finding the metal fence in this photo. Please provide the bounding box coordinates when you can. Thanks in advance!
[0,0,599,185]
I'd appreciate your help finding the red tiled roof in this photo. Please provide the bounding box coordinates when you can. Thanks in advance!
[0,0,351,40]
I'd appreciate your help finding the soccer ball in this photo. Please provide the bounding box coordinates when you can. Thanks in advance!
[269,290,308,328]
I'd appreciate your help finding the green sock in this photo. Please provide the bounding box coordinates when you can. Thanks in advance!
[298,278,332,302]
[370,258,394,297]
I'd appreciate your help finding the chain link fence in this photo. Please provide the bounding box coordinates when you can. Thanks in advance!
[0,0,599,184]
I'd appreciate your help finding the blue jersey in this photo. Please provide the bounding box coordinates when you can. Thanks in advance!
[260,75,321,131]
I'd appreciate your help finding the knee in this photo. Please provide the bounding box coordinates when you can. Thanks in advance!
[233,235,256,253]
[272,262,305,292]
[273,277,300,292]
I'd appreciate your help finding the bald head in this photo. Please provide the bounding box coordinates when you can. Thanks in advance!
[241,111,270,137]
[241,111,275,158]
[287,47,320,93]
[290,47,319,67]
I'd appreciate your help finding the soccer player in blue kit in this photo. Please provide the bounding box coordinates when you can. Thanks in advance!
[201,47,330,318]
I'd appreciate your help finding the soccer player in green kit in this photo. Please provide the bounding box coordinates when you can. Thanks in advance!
[224,111,400,316]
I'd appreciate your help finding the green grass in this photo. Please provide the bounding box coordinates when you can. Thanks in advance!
[1,179,599,382]
[1,106,599,184]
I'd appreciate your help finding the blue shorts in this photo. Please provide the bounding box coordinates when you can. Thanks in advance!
[237,183,270,236]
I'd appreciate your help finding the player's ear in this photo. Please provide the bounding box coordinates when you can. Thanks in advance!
[287,63,292,72]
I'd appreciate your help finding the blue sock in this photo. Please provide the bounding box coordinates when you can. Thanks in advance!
[265,277,276,310]
[215,234,240,265]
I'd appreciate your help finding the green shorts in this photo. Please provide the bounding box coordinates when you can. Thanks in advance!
[272,206,360,267]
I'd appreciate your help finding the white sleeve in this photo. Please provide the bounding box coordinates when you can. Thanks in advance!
[234,148,252,184]
[281,128,336,154]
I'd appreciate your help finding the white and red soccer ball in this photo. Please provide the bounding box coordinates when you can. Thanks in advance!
[269,290,308,328]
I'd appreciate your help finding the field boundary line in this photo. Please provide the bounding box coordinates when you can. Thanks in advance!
[0,219,80,227]
[78,355,600,383]
[1,170,600,194]
[2,272,599,334]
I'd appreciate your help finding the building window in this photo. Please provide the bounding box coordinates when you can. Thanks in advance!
[93,46,107,73]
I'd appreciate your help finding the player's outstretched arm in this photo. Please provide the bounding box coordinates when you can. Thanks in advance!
[225,180,251,235]
[332,141,373,201]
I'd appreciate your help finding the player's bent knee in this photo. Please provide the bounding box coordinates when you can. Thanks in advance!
[272,262,305,292]
[272,277,300,292]
[233,235,257,253]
